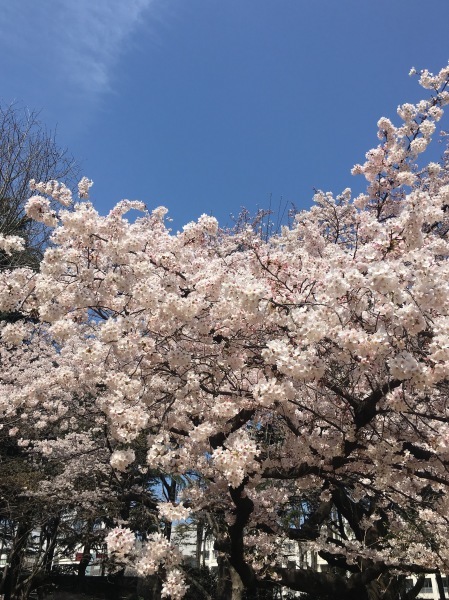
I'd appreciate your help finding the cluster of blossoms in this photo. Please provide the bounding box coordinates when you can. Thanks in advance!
[3,62,449,597]
[109,448,136,472]
[157,502,191,522]
[212,432,260,488]
[106,530,186,598]
[160,569,187,600]
[0,234,24,255]
[134,534,183,577]
[29,178,73,206]
[105,527,136,556]
[24,195,58,227]
[77,176,93,199]
[0,321,29,346]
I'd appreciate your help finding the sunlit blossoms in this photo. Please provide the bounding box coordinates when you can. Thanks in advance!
[29,178,73,206]
[157,503,191,522]
[24,195,58,226]
[0,234,25,255]
[109,448,136,472]
[106,530,186,596]
[77,176,93,200]
[105,527,136,557]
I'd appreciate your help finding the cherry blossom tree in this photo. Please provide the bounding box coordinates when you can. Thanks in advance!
[2,64,449,600]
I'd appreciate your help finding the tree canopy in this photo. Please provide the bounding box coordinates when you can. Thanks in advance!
[2,64,449,600]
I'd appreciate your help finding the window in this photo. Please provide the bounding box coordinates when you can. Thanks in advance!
[422,578,433,594]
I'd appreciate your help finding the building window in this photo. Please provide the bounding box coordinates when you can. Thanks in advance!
[422,578,433,594]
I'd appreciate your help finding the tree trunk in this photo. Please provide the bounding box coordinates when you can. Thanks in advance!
[215,556,246,600]
[77,542,91,577]
[196,519,204,569]
[2,520,30,600]
[43,516,60,575]
[163,479,177,542]
[436,571,446,600]
[229,565,245,600]
[148,575,162,600]
[78,517,93,577]
[216,555,233,600]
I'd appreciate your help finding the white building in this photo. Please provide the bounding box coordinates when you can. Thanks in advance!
[406,574,449,599]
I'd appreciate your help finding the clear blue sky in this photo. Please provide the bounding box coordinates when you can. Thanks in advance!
[1,0,449,230]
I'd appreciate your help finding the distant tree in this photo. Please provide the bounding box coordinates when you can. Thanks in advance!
[0,103,78,270]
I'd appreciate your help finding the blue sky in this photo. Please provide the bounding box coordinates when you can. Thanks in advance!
[1,0,449,230]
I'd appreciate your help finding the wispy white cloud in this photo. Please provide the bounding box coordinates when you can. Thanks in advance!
[0,0,157,106]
